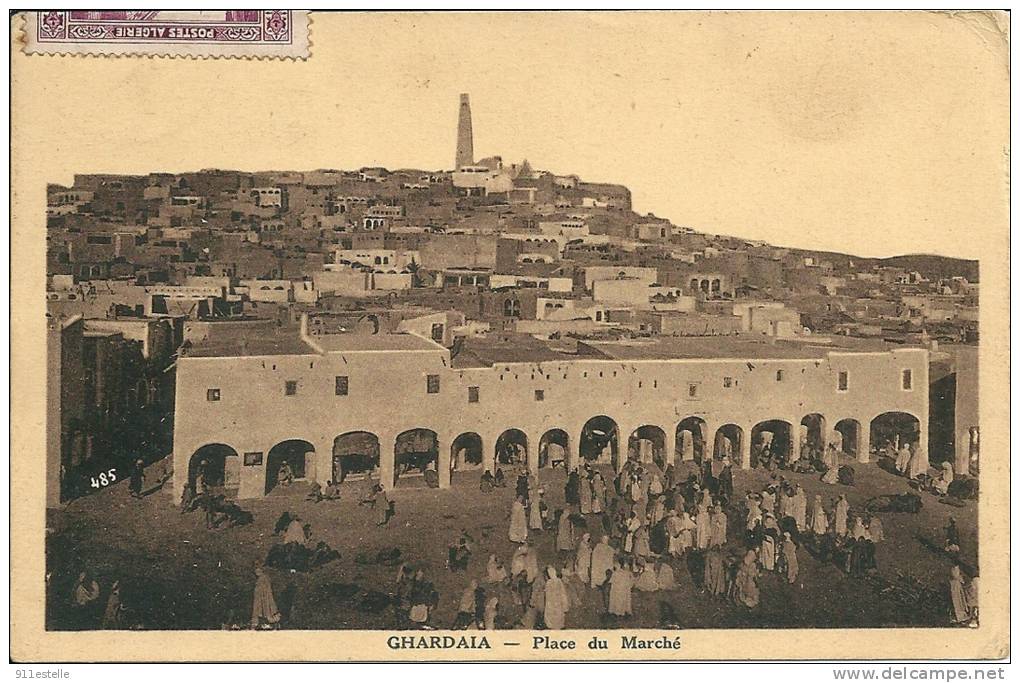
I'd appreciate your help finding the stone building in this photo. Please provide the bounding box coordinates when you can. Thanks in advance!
[172,326,930,501]
[48,314,180,506]
[929,344,979,476]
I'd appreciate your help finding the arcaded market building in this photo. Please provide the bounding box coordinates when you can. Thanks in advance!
[172,321,929,501]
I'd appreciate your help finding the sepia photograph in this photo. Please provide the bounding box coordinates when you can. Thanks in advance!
[11,9,1009,665]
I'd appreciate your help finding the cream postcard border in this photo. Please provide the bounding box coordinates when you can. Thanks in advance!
[10,10,1010,662]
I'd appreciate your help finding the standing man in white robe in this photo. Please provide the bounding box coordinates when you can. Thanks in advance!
[834,495,849,537]
[589,535,615,589]
[509,496,528,543]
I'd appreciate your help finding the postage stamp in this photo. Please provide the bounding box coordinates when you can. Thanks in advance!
[21,10,310,58]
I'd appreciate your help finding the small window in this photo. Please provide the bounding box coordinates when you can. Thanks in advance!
[901,369,913,391]
[776,370,784,382]
[285,380,298,396]
[335,376,349,396]
[243,452,263,466]
[206,388,220,402]
[837,371,849,392]
[535,389,545,402]
[427,374,440,394]
[723,377,733,388]
[431,323,444,342]
[468,386,480,403]
[688,383,699,398]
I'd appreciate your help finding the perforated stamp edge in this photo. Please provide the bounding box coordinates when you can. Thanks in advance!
[17,10,312,60]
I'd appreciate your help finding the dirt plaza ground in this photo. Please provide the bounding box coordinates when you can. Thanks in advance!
[46,457,978,631]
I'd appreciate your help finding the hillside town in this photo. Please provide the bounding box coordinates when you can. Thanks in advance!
[45,94,980,633]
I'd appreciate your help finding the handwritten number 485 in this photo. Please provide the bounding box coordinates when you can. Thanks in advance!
[91,469,117,489]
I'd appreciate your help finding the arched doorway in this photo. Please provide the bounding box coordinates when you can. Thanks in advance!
[496,429,528,468]
[676,417,707,462]
[355,314,380,335]
[451,432,483,471]
[800,413,827,459]
[714,424,743,461]
[538,429,569,469]
[503,298,522,318]
[332,431,380,484]
[835,419,862,457]
[628,425,667,470]
[580,416,620,469]
[751,420,792,468]
[870,412,921,455]
[266,439,314,494]
[394,428,438,482]
[189,443,237,490]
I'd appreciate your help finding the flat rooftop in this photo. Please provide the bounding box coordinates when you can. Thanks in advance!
[451,333,920,368]
[581,335,914,361]
[186,332,316,358]
[183,321,923,364]
[452,336,576,368]
[186,327,444,358]
[312,333,445,353]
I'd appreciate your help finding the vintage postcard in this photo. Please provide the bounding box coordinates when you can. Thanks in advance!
[10,10,1009,663]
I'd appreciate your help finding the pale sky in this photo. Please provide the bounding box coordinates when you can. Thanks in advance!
[14,11,1009,258]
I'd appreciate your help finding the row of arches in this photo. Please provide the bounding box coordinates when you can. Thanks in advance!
[690,277,723,294]
[187,411,921,495]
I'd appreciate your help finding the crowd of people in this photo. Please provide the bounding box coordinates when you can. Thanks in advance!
[878,439,972,502]
[188,452,980,630]
[57,440,976,631]
[412,446,980,630]
[418,455,897,629]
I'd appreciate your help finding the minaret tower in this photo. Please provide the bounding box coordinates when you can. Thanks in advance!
[455,93,474,170]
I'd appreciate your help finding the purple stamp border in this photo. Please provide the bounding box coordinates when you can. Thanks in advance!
[35,10,295,46]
